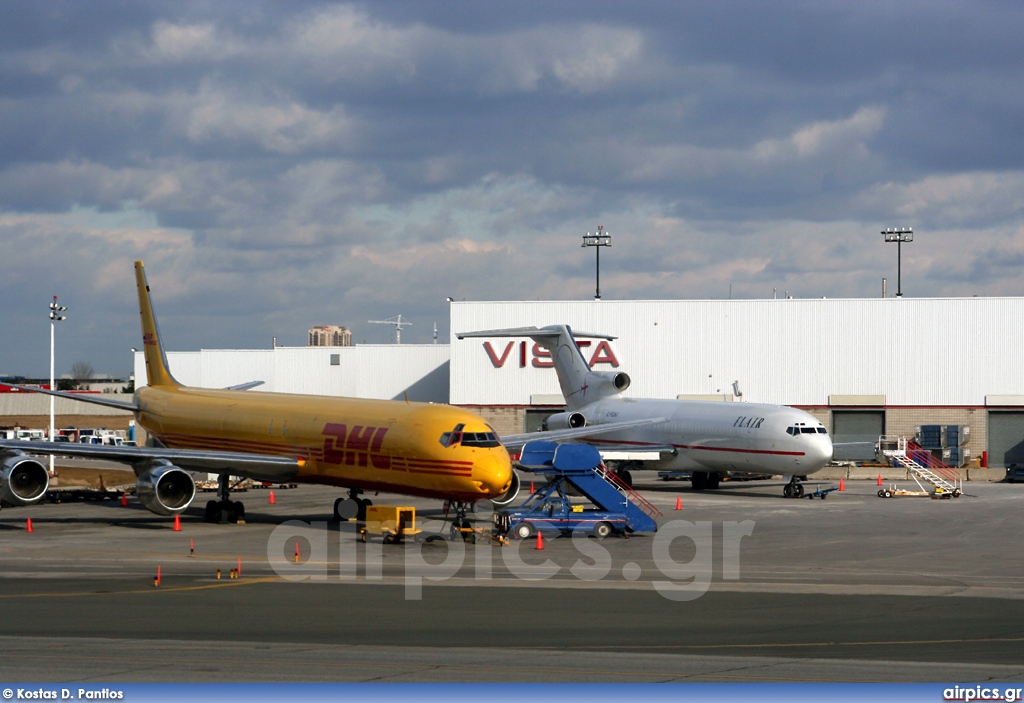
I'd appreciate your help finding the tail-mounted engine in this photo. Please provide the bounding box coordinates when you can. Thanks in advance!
[591,370,631,395]
[543,411,589,431]
[0,452,50,506]
[136,460,196,516]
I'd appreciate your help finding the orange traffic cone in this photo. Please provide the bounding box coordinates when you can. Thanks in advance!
[120,493,127,506]
[26,518,33,533]
[877,474,883,486]
[535,531,544,550]
[674,496,682,511]
[173,514,181,531]
[529,481,535,494]
[839,479,845,491]
[269,490,276,505]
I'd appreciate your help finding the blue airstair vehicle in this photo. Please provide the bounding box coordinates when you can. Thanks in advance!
[494,441,661,539]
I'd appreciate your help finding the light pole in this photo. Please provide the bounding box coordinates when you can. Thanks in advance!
[581,226,612,300]
[48,296,67,476]
[883,227,913,297]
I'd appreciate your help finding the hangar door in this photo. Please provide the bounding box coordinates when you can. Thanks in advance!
[987,412,1024,468]
[832,411,884,462]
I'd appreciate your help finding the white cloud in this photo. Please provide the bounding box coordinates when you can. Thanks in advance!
[183,84,356,154]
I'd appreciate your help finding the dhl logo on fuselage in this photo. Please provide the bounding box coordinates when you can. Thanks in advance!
[322,423,391,469]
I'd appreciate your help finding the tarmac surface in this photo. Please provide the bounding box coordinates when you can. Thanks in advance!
[1,475,1023,682]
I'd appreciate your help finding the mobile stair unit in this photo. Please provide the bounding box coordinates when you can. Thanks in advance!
[497,441,661,537]
[876,436,963,498]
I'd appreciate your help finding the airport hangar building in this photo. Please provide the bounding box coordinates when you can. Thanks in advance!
[125,296,1024,470]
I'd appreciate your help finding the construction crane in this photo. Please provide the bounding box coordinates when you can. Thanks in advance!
[368,315,412,344]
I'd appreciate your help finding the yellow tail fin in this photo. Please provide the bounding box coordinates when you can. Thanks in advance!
[135,261,181,388]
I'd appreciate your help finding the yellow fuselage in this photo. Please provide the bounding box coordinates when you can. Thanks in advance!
[135,385,514,502]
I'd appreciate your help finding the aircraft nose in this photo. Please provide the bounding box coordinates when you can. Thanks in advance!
[813,437,834,468]
[473,449,514,497]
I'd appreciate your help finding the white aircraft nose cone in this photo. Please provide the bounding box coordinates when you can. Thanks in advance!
[813,437,834,468]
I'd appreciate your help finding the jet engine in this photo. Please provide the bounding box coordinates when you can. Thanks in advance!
[0,452,50,506]
[591,370,631,395]
[490,471,520,506]
[543,411,588,431]
[136,461,196,516]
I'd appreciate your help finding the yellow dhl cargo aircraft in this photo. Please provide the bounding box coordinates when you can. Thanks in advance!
[0,261,519,525]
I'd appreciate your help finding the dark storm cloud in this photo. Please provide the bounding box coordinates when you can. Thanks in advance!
[1,1,1022,375]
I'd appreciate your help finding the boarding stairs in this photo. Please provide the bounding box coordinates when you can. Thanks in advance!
[518,441,661,532]
[877,436,963,496]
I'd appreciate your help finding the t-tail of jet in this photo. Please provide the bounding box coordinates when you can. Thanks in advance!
[134,261,181,388]
[457,325,630,411]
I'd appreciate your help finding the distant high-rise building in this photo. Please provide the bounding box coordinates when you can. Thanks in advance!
[308,325,352,347]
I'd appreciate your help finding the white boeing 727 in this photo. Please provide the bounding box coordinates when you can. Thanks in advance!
[458,325,834,498]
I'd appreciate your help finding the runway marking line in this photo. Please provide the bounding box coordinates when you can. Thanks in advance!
[0,576,283,599]
[565,636,1024,651]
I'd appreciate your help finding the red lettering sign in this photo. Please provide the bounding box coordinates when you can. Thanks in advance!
[483,341,514,368]
[484,339,620,369]
[589,340,619,368]
[532,343,553,368]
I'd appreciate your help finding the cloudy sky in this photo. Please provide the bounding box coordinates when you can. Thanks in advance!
[2,1,1023,378]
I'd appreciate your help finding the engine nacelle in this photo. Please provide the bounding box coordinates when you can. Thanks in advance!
[490,470,521,507]
[0,452,50,506]
[544,411,588,431]
[136,461,196,516]
[591,370,631,395]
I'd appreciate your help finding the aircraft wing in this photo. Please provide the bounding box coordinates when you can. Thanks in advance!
[2,383,138,411]
[224,381,265,391]
[0,439,302,482]
[500,417,669,451]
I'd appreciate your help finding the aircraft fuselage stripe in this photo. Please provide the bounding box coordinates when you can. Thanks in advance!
[587,437,806,457]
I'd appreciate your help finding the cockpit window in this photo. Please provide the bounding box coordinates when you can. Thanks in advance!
[440,424,501,448]
[439,423,465,448]
[816,427,828,434]
[461,432,501,448]
[800,427,816,434]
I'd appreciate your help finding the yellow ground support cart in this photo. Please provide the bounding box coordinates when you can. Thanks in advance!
[359,505,421,544]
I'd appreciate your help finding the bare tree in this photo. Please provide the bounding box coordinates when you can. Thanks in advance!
[70,361,94,390]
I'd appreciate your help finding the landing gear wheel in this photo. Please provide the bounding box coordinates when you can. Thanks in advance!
[515,522,534,540]
[593,521,612,539]
[783,484,793,498]
[691,472,708,491]
[616,469,633,487]
[792,483,804,498]
[356,498,372,522]
[706,472,721,490]
[205,500,219,523]
[229,501,245,523]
